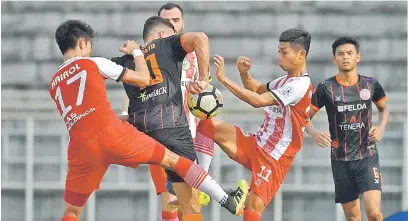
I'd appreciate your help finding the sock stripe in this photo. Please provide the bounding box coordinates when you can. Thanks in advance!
[192,169,208,188]
[184,163,202,188]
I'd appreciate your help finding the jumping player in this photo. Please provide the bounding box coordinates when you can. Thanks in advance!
[306,37,388,221]
[50,19,248,221]
[111,16,248,221]
[119,3,211,220]
[195,28,313,220]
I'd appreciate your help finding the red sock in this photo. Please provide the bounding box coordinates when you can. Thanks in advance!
[182,214,203,221]
[195,119,215,156]
[162,211,179,221]
[61,216,77,221]
[174,157,208,189]
[244,210,261,221]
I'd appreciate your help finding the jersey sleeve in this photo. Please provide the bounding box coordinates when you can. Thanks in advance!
[372,80,386,103]
[167,35,188,62]
[91,57,128,82]
[311,82,326,111]
[269,77,311,107]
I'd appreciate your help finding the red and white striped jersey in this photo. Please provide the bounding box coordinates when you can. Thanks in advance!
[181,52,211,138]
[254,73,313,160]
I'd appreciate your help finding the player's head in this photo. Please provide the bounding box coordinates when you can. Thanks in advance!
[332,36,361,72]
[55,19,96,57]
[278,28,311,72]
[158,2,184,34]
[143,16,176,42]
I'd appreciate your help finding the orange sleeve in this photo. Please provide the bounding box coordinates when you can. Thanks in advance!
[180,34,188,53]
[311,104,320,111]
[374,96,387,104]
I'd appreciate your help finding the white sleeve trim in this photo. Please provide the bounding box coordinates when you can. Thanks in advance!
[88,57,127,82]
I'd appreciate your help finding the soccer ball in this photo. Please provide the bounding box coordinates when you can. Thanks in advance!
[187,85,223,119]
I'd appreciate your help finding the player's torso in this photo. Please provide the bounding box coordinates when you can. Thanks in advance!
[49,57,116,140]
[320,75,377,161]
[255,75,313,160]
[127,39,188,132]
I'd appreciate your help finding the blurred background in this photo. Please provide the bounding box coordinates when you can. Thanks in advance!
[1,1,407,221]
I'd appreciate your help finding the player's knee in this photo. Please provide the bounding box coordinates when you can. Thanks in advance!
[345,213,361,221]
[179,202,201,214]
[63,203,81,218]
[366,210,382,221]
[160,148,180,169]
[197,119,215,140]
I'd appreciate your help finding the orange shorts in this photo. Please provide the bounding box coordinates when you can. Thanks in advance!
[149,164,168,194]
[66,120,163,194]
[234,126,294,206]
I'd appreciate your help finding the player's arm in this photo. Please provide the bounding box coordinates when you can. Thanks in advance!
[236,56,269,94]
[369,81,389,142]
[119,41,150,87]
[305,83,331,148]
[214,55,279,108]
[118,92,130,121]
[172,33,209,93]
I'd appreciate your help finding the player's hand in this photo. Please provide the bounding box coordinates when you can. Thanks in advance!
[369,126,384,142]
[311,131,332,148]
[214,55,226,83]
[187,80,208,94]
[236,56,252,74]
[119,40,140,55]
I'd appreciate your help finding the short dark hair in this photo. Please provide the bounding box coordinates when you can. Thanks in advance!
[142,16,176,40]
[279,28,312,57]
[55,19,96,55]
[332,36,360,55]
[158,2,184,17]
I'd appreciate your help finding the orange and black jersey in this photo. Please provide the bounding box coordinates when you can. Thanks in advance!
[312,75,386,161]
[112,35,188,132]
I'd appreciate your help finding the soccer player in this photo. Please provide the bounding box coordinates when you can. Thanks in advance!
[306,37,388,221]
[196,28,313,220]
[50,19,248,221]
[111,16,248,221]
[119,3,211,220]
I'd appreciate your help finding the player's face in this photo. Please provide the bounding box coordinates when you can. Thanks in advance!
[278,42,305,71]
[159,8,184,34]
[333,43,360,72]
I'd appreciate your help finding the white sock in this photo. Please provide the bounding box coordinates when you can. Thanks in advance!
[199,176,228,204]
[195,132,214,172]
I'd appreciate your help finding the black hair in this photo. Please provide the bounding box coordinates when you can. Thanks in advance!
[142,16,176,40]
[332,36,360,55]
[158,2,184,17]
[55,19,96,55]
[279,28,312,57]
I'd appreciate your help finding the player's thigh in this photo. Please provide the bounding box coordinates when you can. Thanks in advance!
[362,190,382,219]
[331,160,360,204]
[355,154,383,196]
[172,182,201,214]
[249,147,291,210]
[66,141,109,195]
[103,122,162,167]
[210,118,239,160]
[341,199,362,221]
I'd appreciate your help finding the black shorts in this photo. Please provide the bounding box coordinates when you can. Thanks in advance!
[331,154,383,204]
[148,127,196,183]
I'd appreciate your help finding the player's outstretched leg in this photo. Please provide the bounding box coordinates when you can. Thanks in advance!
[154,145,249,216]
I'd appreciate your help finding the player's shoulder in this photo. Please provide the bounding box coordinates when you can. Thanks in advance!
[359,75,379,84]
[317,76,336,88]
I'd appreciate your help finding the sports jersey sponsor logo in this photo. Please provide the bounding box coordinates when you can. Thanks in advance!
[138,87,167,102]
[339,122,366,131]
[65,107,96,131]
[337,103,367,112]
[360,88,371,100]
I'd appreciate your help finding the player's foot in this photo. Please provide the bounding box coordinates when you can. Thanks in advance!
[222,179,249,216]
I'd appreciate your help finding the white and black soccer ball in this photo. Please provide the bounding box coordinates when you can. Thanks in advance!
[187,85,223,119]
